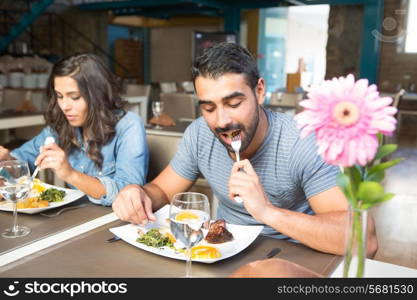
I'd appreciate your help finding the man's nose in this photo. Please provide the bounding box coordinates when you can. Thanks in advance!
[216,108,232,129]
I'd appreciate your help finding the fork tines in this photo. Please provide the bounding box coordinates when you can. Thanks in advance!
[230,130,241,162]
[230,130,241,139]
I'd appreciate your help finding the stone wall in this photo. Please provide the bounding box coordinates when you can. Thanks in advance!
[378,0,416,93]
[326,0,417,93]
[325,5,363,80]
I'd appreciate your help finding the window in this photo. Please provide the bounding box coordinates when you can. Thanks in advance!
[405,0,417,53]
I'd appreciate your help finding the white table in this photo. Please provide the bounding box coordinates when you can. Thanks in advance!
[331,258,417,277]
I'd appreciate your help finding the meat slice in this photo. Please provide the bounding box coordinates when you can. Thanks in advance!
[205,219,234,244]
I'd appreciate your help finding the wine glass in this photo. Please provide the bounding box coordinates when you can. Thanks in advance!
[170,192,210,277]
[152,101,164,129]
[0,160,32,238]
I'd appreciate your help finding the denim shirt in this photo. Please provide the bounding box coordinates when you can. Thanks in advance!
[11,111,149,206]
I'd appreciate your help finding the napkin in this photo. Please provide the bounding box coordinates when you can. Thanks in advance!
[228,258,323,278]
[149,113,176,127]
[15,100,38,113]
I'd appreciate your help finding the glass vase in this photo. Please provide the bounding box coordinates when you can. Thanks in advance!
[343,206,368,278]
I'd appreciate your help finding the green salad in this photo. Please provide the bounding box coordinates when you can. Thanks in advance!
[39,188,66,202]
[136,229,174,249]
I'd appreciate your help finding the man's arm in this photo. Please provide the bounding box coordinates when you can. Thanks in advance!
[147,165,195,209]
[112,165,194,224]
[229,159,378,256]
[262,187,378,256]
[262,187,348,255]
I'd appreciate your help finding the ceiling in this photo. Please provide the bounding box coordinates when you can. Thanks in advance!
[75,0,373,19]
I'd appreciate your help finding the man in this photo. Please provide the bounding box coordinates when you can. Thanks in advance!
[113,42,377,256]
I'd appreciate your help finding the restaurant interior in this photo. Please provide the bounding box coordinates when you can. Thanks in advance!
[0,0,416,278]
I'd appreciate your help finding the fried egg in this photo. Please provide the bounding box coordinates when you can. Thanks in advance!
[175,210,201,222]
[191,245,221,259]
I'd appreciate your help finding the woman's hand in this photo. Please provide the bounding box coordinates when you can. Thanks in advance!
[228,159,273,222]
[0,146,12,161]
[34,143,74,181]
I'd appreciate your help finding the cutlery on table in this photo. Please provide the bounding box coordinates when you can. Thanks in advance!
[40,203,87,217]
[264,247,282,259]
[32,136,55,179]
[106,236,121,243]
[230,131,243,203]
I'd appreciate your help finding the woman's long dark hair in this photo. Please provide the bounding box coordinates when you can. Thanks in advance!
[45,53,126,169]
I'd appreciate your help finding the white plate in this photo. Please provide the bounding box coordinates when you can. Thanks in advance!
[109,205,263,263]
[0,183,85,214]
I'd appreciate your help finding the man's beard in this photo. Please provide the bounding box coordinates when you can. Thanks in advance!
[212,104,260,153]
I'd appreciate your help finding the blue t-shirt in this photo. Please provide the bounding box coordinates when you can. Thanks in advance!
[170,108,339,240]
[11,111,149,206]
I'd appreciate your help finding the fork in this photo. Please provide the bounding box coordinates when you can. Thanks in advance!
[231,132,241,162]
[32,136,55,179]
[40,203,87,217]
[230,132,243,203]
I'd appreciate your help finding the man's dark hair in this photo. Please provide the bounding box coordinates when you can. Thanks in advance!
[192,42,260,90]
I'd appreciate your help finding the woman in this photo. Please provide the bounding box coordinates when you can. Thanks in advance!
[0,53,149,206]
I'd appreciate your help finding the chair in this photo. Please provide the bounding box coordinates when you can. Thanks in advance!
[393,89,417,138]
[181,81,194,93]
[268,92,304,115]
[160,92,198,122]
[123,84,151,122]
[380,90,404,145]
[145,132,217,217]
[159,82,177,94]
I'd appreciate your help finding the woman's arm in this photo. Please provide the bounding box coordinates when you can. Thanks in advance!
[64,170,106,199]
[35,143,107,199]
[94,113,149,204]
[36,114,149,204]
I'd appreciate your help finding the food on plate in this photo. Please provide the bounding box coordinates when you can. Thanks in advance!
[175,210,201,222]
[39,188,66,202]
[205,219,234,244]
[135,227,221,260]
[136,228,174,249]
[14,180,66,209]
[17,197,49,209]
[191,245,221,259]
[32,179,47,194]
[160,228,177,244]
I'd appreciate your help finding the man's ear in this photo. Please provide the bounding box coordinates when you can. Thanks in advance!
[256,78,266,105]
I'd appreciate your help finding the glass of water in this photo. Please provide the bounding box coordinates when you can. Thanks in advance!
[170,192,210,277]
[152,101,164,129]
[0,160,32,238]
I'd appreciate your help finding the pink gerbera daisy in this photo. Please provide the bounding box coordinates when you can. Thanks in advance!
[294,74,398,167]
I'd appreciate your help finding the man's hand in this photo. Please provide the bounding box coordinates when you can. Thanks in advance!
[228,159,272,221]
[112,184,156,225]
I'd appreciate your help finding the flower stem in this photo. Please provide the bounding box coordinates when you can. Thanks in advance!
[343,207,356,277]
[355,209,365,277]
